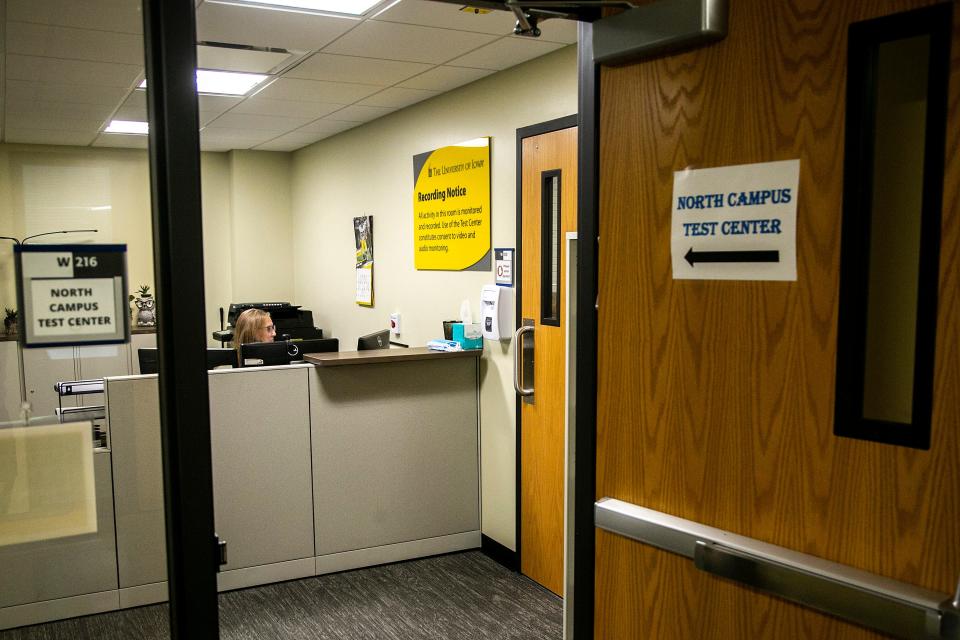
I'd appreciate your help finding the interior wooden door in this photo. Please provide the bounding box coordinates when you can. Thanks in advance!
[595,0,960,638]
[520,125,577,596]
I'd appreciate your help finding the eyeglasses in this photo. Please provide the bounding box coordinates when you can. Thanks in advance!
[264,324,276,332]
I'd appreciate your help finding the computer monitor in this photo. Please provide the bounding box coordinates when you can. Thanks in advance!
[357,329,390,351]
[286,338,339,361]
[238,341,290,367]
[139,347,239,373]
[138,348,159,374]
[206,347,237,369]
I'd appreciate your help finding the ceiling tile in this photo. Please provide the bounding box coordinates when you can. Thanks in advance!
[253,77,380,103]
[536,19,579,44]
[113,105,148,121]
[200,128,279,148]
[253,131,328,152]
[232,97,345,119]
[447,36,564,71]
[198,95,244,112]
[8,0,143,34]
[204,112,314,132]
[5,100,115,122]
[359,86,438,109]
[372,0,514,35]
[6,80,131,106]
[7,23,144,66]
[121,90,147,111]
[196,2,357,51]
[196,45,294,74]
[5,129,98,146]
[93,133,149,149]
[321,21,498,64]
[6,113,105,132]
[297,119,360,136]
[324,104,396,123]
[285,53,431,86]
[7,55,141,88]
[396,65,494,91]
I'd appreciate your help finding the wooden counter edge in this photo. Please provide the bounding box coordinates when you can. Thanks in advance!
[304,346,482,367]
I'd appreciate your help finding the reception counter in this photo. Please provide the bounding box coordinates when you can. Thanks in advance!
[0,349,481,630]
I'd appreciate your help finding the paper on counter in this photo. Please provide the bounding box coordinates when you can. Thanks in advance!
[0,421,97,547]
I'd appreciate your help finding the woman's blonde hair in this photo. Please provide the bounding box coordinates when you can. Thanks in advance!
[232,308,271,348]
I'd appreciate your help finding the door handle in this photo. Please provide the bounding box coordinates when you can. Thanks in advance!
[513,323,534,398]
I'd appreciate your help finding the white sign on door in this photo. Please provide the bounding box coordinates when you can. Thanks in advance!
[671,159,799,281]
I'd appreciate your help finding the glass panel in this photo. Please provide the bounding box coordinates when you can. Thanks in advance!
[0,0,174,635]
[835,3,950,449]
[861,35,928,423]
[541,170,562,326]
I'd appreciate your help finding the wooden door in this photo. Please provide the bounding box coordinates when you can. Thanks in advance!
[520,125,577,596]
[595,1,960,638]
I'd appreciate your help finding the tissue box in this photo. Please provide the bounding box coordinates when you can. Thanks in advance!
[451,322,483,350]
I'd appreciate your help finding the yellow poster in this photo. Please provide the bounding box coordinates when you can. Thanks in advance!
[413,138,491,270]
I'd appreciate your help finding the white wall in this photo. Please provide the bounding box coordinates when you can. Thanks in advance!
[0,144,293,346]
[290,45,578,550]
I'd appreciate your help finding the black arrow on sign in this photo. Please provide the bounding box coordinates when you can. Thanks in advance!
[684,247,780,267]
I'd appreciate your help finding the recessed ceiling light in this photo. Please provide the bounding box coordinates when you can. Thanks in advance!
[138,69,269,96]
[105,120,149,135]
[208,0,382,17]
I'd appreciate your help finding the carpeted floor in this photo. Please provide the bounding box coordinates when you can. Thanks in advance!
[1,551,562,639]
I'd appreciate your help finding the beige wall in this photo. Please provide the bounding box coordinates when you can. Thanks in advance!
[0,144,293,346]
[290,44,578,550]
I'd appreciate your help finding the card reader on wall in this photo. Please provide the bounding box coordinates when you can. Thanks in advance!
[480,285,512,341]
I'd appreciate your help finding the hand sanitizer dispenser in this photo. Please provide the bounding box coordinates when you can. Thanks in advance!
[480,285,512,341]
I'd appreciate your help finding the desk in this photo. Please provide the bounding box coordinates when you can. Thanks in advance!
[305,346,480,367]
[0,348,481,629]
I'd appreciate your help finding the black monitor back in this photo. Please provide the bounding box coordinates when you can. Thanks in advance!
[206,348,237,369]
[139,347,239,373]
[287,338,338,360]
[357,329,390,351]
[138,348,159,374]
[238,341,289,367]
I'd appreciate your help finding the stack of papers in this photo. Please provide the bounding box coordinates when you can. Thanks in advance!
[427,339,463,352]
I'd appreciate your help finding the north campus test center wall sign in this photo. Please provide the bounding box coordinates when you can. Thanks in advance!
[671,159,800,281]
[15,244,129,347]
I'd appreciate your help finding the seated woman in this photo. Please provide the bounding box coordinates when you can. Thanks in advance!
[232,308,276,365]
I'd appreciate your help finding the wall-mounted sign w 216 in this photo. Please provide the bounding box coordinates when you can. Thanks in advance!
[15,244,129,347]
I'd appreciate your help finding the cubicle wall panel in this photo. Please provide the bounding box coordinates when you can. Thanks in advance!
[0,341,22,423]
[0,452,118,608]
[105,376,168,589]
[310,359,480,556]
[209,367,315,571]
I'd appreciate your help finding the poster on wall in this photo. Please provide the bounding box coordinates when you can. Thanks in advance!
[671,159,799,281]
[14,244,129,347]
[354,215,374,307]
[413,137,491,271]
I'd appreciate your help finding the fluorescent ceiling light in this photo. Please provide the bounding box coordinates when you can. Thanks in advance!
[209,0,382,16]
[138,69,269,96]
[105,120,149,135]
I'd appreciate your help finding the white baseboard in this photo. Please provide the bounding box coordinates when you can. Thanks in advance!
[315,530,481,575]
[0,590,119,631]
[217,557,316,592]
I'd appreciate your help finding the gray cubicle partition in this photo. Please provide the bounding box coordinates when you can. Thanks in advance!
[310,357,480,573]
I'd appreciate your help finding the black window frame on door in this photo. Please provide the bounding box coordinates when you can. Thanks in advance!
[142,1,221,637]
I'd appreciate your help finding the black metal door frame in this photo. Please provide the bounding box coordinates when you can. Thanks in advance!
[142,1,220,637]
